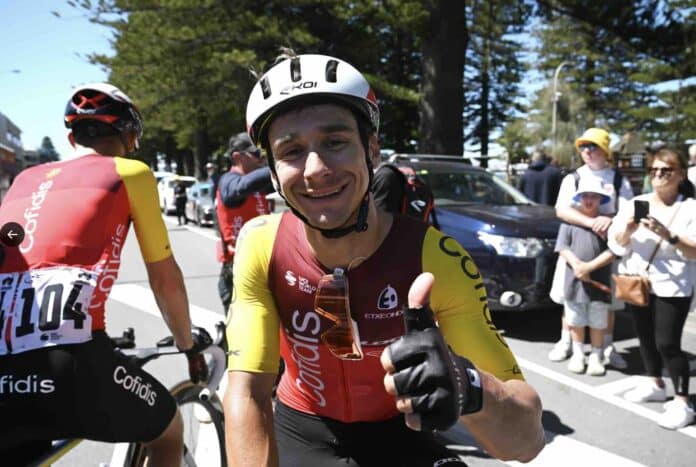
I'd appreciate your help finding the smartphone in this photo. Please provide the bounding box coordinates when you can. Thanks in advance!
[634,200,649,223]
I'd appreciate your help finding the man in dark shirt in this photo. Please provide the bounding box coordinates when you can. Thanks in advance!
[519,149,562,205]
[215,132,275,313]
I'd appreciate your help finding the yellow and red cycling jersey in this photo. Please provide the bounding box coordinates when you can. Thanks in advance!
[227,212,523,423]
[0,154,171,334]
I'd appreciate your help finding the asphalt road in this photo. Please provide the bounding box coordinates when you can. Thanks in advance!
[57,214,696,467]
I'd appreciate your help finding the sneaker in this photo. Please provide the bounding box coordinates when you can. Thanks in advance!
[658,399,695,430]
[603,344,628,370]
[548,339,572,362]
[567,353,585,374]
[624,381,667,403]
[586,353,606,376]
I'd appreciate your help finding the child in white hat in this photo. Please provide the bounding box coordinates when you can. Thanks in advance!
[554,178,615,376]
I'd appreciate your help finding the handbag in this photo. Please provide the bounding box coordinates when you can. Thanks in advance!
[612,200,681,307]
[612,273,651,306]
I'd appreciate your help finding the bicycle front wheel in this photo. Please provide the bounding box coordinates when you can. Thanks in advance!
[126,381,227,467]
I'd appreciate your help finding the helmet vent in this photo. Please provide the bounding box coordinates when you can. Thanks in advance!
[325,60,338,83]
[290,57,302,82]
[260,76,272,99]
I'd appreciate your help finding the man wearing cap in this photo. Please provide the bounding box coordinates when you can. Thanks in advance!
[548,128,634,369]
[214,132,274,314]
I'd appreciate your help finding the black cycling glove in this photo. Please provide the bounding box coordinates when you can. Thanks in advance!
[387,304,483,431]
[180,326,212,384]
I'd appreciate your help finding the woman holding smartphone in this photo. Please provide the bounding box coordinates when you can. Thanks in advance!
[608,148,696,430]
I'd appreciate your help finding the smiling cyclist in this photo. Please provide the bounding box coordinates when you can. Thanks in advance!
[0,83,207,466]
[222,51,545,467]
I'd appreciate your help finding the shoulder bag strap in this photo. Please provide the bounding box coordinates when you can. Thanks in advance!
[644,200,682,270]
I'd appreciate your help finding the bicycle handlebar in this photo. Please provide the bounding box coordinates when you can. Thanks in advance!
[115,321,227,399]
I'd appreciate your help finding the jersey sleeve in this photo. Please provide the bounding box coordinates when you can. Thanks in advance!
[115,157,172,263]
[422,228,524,382]
[226,214,281,372]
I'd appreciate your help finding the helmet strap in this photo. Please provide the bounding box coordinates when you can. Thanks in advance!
[263,116,374,239]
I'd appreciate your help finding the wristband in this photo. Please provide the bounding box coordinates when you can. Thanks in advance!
[668,234,679,245]
[389,305,484,431]
[452,353,483,415]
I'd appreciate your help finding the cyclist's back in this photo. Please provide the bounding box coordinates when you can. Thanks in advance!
[0,83,204,466]
[1,153,169,328]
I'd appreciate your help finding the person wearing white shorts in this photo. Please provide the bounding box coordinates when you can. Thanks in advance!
[564,300,609,375]
[555,177,616,376]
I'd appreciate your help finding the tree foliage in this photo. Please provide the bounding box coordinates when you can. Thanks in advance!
[465,0,529,163]
[69,0,695,173]
[72,0,466,170]
[526,0,694,163]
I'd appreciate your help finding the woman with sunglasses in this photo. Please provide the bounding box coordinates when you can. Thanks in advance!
[222,51,544,467]
[608,148,696,429]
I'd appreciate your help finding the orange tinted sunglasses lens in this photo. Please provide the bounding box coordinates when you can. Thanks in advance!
[314,269,363,360]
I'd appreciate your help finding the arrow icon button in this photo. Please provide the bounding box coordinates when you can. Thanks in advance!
[0,222,25,247]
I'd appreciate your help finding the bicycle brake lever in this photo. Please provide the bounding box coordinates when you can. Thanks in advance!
[156,335,175,347]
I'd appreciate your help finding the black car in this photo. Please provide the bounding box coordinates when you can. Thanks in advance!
[185,181,216,226]
[390,154,561,311]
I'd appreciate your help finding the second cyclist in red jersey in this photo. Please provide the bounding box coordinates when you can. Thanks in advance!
[0,83,206,466]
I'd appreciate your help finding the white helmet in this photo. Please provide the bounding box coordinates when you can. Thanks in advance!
[245,54,379,145]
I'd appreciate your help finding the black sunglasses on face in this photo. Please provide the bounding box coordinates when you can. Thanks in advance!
[579,143,599,151]
[648,167,675,177]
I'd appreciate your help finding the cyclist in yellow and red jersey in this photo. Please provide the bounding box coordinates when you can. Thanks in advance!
[223,52,545,467]
[214,131,274,314]
[0,83,207,466]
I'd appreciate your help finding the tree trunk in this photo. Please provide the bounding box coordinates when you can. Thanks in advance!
[478,0,493,167]
[418,0,466,155]
[194,122,210,180]
[164,135,176,173]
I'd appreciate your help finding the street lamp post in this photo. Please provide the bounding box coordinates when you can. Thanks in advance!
[551,61,570,158]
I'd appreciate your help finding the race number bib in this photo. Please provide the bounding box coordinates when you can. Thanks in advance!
[0,267,97,355]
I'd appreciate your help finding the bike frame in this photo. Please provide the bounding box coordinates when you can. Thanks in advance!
[26,323,227,467]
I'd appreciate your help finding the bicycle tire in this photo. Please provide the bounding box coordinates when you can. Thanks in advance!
[125,381,226,467]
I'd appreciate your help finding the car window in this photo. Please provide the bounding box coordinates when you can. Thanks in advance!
[416,168,530,206]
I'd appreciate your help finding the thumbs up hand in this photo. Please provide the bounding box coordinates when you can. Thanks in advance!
[381,272,483,431]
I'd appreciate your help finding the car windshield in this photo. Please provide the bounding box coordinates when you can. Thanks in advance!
[198,184,211,197]
[415,167,532,206]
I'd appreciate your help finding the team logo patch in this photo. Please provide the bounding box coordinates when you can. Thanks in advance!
[284,270,297,286]
[377,284,398,310]
[284,270,316,294]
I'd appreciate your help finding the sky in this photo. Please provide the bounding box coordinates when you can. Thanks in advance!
[0,0,111,159]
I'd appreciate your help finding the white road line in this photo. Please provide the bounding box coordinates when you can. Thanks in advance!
[162,215,219,241]
[594,375,645,395]
[595,359,696,395]
[443,422,647,467]
[108,283,224,333]
[506,433,648,467]
[517,357,696,438]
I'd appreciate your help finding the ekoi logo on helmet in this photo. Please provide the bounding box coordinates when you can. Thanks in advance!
[280,81,318,95]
